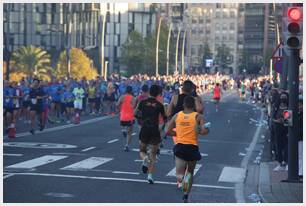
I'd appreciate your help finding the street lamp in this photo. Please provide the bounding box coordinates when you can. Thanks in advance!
[181,29,187,75]
[156,17,163,77]
[166,24,172,76]
[175,26,181,74]
[100,4,107,78]
[104,61,108,81]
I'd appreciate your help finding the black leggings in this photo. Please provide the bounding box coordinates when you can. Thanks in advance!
[274,123,288,164]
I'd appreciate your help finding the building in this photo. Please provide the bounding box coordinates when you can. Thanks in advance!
[3,3,157,74]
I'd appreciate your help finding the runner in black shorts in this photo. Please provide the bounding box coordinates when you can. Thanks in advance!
[135,85,167,184]
[29,79,48,134]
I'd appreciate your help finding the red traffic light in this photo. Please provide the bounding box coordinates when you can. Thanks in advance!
[288,7,302,21]
[283,111,290,119]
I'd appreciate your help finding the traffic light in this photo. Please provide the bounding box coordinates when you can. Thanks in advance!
[283,110,293,126]
[284,7,303,49]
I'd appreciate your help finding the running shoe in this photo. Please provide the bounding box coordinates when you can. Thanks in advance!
[182,194,188,203]
[124,145,129,152]
[142,156,150,174]
[30,129,35,135]
[147,173,154,184]
[177,180,182,189]
[182,173,192,193]
[39,124,45,131]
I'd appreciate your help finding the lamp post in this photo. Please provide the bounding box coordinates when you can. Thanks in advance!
[175,27,181,74]
[156,17,162,77]
[100,4,107,78]
[4,4,11,81]
[166,24,172,76]
[104,61,108,81]
[181,29,187,75]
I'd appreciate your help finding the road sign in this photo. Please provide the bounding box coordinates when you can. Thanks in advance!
[274,58,283,74]
[271,42,284,58]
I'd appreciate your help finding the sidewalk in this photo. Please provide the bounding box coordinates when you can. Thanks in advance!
[258,161,303,203]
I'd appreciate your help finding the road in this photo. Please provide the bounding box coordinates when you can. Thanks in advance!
[3,90,268,203]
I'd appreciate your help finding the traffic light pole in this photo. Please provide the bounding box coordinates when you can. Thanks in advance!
[280,48,288,90]
[287,48,299,182]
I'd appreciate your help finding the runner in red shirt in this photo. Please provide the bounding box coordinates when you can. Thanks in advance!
[213,83,221,112]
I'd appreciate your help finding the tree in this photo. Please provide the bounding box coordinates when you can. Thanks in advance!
[120,31,146,76]
[120,23,176,76]
[201,42,212,72]
[215,44,232,72]
[11,45,52,80]
[238,49,263,74]
[55,48,98,80]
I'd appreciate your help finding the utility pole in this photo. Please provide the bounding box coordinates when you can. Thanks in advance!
[5,4,11,81]
[283,6,302,182]
[175,27,181,74]
[181,29,186,75]
[156,17,162,77]
[166,24,172,76]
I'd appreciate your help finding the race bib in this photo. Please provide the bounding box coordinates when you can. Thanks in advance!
[31,98,37,105]
[5,98,10,103]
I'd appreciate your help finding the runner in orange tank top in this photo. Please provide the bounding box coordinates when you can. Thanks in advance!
[167,96,209,203]
[116,86,135,152]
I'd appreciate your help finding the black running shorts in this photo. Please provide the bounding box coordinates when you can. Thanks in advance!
[139,125,161,145]
[173,143,202,161]
[120,120,135,127]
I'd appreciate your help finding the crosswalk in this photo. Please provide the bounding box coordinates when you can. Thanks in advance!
[5,155,202,178]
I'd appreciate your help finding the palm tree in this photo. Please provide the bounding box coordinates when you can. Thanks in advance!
[11,45,52,80]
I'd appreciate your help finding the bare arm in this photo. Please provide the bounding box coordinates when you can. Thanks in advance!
[116,95,124,109]
[197,114,209,136]
[195,96,204,114]
[166,114,177,136]
[167,95,177,117]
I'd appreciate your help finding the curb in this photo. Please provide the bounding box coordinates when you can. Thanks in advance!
[258,162,278,203]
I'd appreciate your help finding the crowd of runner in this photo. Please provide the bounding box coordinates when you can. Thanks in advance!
[3,72,303,202]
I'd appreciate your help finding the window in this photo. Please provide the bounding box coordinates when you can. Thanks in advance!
[230,11,235,18]
[230,23,235,30]
[216,3,222,8]
[199,19,204,24]
[192,18,197,24]
[222,23,227,30]
[216,11,221,18]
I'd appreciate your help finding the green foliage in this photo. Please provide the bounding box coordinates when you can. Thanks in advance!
[11,45,52,80]
[215,44,233,71]
[56,48,98,80]
[120,23,176,76]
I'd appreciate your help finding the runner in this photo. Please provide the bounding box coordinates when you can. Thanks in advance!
[29,79,48,134]
[134,85,167,184]
[166,96,209,203]
[72,83,85,124]
[135,84,149,128]
[213,83,221,112]
[4,81,17,138]
[116,86,136,152]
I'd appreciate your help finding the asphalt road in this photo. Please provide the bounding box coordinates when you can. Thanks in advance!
[3,90,268,203]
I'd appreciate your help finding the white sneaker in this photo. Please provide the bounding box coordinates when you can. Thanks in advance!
[273,165,282,171]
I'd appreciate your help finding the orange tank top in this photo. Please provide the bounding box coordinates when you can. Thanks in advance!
[120,94,134,121]
[175,111,198,145]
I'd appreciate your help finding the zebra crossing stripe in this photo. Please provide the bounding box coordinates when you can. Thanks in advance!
[166,164,202,177]
[6,155,68,169]
[61,157,113,171]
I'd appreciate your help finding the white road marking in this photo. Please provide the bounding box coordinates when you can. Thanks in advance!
[107,139,119,144]
[3,115,116,139]
[44,192,74,198]
[112,171,139,175]
[61,157,113,170]
[131,132,137,136]
[53,152,86,156]
[134,159,143,162]
[218,167,246,183]
[6,172,235,190]
[167,164,202,177]
[238,152,246,156]
[6,155,68,169]
[3,174,15,179]
[4,142,77,149]
[4,153,23,157]
[81,147,96,152]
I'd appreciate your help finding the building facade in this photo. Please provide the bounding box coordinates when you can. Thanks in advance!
[3,3,156,73]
